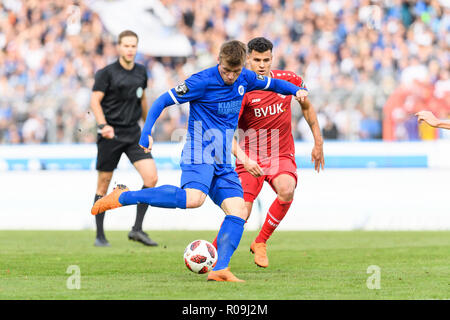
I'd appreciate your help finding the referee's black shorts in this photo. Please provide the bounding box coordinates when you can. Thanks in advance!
[96,125,153,172]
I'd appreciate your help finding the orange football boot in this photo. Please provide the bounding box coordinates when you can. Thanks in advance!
[91,184,129,215]
[207,267,245,282]
[250,241,269,268]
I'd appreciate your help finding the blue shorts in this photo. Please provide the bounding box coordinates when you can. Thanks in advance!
[180,163,244,207]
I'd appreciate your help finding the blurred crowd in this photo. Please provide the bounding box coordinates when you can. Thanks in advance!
[0,0,449,144]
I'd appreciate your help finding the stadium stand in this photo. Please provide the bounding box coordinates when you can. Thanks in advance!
[0,0,449,144]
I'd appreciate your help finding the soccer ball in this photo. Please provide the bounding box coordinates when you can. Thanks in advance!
[183,240,217,274]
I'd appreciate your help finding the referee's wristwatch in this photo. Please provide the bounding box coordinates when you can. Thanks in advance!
[97,123,107,133]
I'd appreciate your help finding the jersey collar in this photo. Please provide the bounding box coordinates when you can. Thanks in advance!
[116,59,136,72]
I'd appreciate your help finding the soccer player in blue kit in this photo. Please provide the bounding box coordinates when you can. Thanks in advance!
[92,40,308,282]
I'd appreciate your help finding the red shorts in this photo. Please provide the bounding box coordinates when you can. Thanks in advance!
[235,156,298,202]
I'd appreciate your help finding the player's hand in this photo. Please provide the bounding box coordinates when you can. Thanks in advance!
[139,134,153,153]
[244,158,264,177]
[295,88,308,103]
[101,125,115,139]
[415,110,439,127]
[311,143,324,173]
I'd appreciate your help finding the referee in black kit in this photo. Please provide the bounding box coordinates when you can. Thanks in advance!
[90,30,158,247]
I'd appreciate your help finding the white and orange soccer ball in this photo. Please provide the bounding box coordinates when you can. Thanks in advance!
[183,240,217,274]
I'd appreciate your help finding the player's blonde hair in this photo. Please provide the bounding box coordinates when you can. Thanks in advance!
[219,40,247,67]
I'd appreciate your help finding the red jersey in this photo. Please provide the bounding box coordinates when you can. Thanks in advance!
[238,70,305,162]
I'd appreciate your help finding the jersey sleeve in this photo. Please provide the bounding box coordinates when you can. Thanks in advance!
[285,71,306,89]
[143,68,148,89]
[140,91,176,147]
[243,68,306,96]
[243,68,272,92]
[92,68,110,92]
[167,73,206,105]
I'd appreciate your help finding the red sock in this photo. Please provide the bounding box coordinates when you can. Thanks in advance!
[255,198,292,244]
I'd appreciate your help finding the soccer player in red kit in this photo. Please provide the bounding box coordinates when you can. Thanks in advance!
[213,37,324,268]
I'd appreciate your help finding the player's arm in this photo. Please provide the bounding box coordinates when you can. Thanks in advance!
[232,138,264,177]
[416,111,450,130]
[91,69,115,139]
[139,74,205,152]
[139,92,177,152]
[245,69,308,102]
[299,97,324,172]
[141,90,149,122]
[141,69,150,122]
[270,78,308,102]
[90,90,115,139]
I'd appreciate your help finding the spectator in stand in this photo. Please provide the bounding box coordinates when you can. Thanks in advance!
[0,0,449,144]
[322,114,339,140]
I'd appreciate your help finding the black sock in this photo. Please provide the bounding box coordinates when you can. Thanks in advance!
[133,185,150,231]
[94,194,106,239]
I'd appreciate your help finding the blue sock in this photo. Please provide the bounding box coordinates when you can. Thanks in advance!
[213,215,245,271]
[118,185,186,209]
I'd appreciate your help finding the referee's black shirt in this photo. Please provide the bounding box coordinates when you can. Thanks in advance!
[93,60,148,127]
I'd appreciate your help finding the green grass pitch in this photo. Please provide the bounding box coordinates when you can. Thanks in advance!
[0,230,448,300]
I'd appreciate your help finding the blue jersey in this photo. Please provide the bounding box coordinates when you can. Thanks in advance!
[164,65,302,167]
[140,64,305,167]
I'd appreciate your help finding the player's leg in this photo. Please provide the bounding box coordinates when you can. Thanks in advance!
[118,164,209,208]
[184,188,208,208]
[257,173,296,242]
[93,135,124,246]
[211,170,263,248]
[129,157,158,246]
[251,158,298,267]
[207,197,247,282]
[125,135,159,245]
[211,201,253,248]
[207,170,246,282]
[245,202,254,217]
[91,183,188,214]
[94,171,113,246]
[237,170,265,221]
[91,163,213,214]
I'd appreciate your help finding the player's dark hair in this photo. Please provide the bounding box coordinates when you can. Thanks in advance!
[219,40,247,67]
[247,37,273,53]
[118,30,138,44]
